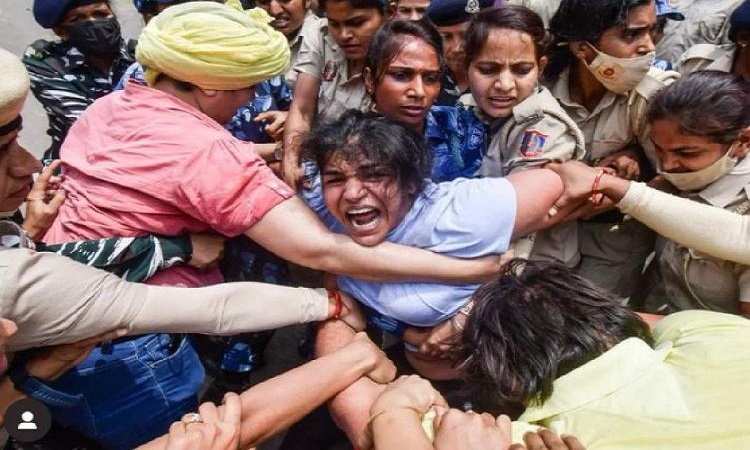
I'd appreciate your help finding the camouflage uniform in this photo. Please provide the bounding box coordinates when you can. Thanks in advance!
[22,39,134,163]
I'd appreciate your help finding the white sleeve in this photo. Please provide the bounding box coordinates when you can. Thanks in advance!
[0,249,328,351]
[618,182,750,265]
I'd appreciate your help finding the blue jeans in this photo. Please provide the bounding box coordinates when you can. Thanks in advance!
[23,334,204,449]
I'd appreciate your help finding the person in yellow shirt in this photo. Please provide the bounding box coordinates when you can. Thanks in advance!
[460,259,750,450]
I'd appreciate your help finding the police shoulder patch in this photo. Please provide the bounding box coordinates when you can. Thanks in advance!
[520,130,547,157]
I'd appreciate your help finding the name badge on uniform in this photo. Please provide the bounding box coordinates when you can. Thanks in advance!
[322,60,338,82]
[520,130,547,157]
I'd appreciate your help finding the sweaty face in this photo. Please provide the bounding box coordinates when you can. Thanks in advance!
[256,0,309,37]
[592,1,657,59]
[326,2,384,62]
[468,28,543,119]
[436,22,468,78]
[651,119,734,173]
[0,127,43,213]
[369,39,441,132]
[322,152,412,247]
[392,0,430,21]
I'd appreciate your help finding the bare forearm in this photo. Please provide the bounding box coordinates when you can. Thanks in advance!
[235,342,377,447]
[317,321,384,442]
[372,411,433,450]
[282,73,318,170]
[600,174,633,203]
[248,199,501,284]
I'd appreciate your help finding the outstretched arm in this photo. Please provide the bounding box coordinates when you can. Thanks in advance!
[245,196,508,284]
[282,73,319,188]
[139,333,396,449]
[548,161,750,265]
[505,168,564,238]
[1,249,355,351]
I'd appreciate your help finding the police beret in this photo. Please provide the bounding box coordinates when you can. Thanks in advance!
[133,0,178,14]
[33,0,106,28]
[730,0,750,41]
[655,0,684,21]
[426,0,494,27]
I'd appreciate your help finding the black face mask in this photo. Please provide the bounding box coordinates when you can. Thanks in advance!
[65,18,122,59]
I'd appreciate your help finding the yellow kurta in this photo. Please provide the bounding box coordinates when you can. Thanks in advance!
[513,310,750,449]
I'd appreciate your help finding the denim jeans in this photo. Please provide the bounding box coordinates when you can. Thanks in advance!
[22,334,204,449]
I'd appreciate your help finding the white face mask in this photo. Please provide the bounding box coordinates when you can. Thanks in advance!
[661,146,739,191]
[584,44,655,94]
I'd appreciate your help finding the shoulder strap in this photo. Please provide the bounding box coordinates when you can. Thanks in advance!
[628,67,680,139]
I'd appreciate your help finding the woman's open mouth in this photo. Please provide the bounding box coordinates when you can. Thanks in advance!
[345,207,381,232]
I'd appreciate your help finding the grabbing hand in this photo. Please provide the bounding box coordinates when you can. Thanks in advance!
[335,291,366,332]
[163,393,242,450]
[433,409,513,450]
[254,111,288,142]
[508,429,586,450]
[281,147,304,190]
[596,148,641,181]
[22,160,66,240]
[545,161,624,221]
[188,234,226,271]
[370,375,447,418]
[347,332,396,384]
[25,328,127,381]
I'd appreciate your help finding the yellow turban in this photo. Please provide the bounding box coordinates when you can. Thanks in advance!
[136,1,290,90]
[0,47,30,128]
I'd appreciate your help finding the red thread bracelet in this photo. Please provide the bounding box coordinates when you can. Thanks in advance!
[590,169,608,206]
[327,289,343,319]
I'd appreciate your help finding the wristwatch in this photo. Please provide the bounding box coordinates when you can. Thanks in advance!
[273,143,284,162]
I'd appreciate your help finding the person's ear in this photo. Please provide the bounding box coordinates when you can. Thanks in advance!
[387,1,398,18]
[537,55,548,74]
[198,88,219,98]
[733,126,750,159]
[570,41,593,63]
[363,67,375,95]
[52,25,68,40]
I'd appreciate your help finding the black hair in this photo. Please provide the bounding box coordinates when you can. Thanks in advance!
[465,5,552,68]
[301,109,432,196]
[364,18,445,86]
[319,0,387,14]
[647,71,750,146]
[546,0,651,80]
[459,259,653,417]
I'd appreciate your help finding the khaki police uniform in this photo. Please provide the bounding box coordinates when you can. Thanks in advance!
[657,157,750,315]
[547,66,678,299]
[677,43,736,74]
[657,0,743,64]
[504,0,561,27]
[291,19,371,120]
[285,12,324,87]
[478,86,586,267]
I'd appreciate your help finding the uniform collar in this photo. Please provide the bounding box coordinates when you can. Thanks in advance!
[288,12,319,49]
[697,156,750,208]
[518,338,671,423]
[549,67,621,117]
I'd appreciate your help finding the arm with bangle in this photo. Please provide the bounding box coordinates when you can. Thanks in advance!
[547,160,750,265]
